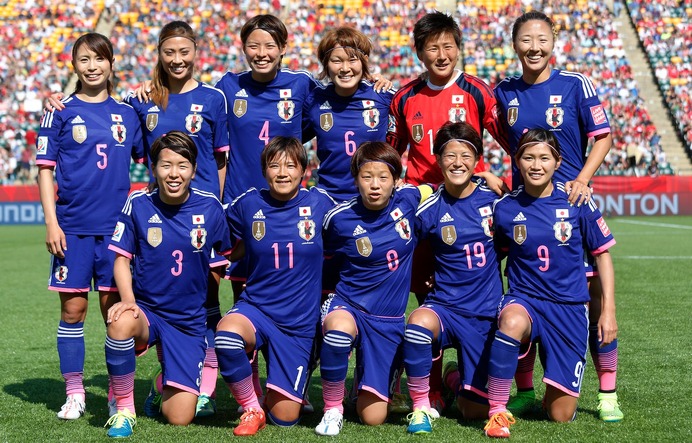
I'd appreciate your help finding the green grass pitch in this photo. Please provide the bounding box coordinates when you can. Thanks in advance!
[1,216,690,441]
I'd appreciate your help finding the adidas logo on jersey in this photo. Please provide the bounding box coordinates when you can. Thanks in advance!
[508,98,519,106]
[513,212,527,222]
[236,89,248,97]
[413,111,423,120]
[440,212,454,223]
[352,225,367,236]
[253,210,266,220]
[71,115,85,124]
[320,101,332,110]
[147,105,160,112]
[148,213,163,224]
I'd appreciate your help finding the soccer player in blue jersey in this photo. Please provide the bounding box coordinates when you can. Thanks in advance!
[314,142,433,436]
[303,26,395,202]
[36,33,145,421]
[104,131,231,438]
[483,129,616,438]
[404,122,504,434]
[215,136,335,436]
[494,11,622,421]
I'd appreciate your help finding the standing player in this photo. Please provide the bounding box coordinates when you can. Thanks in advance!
[494,10,621,421]
[36,32,145,420]
[105,131,231,438]
[484,129,616,438]
[304,26,395,202]
[314,142,433,436]
[386,10,507,413]
[404,122,503,434]
[216,136,335,436]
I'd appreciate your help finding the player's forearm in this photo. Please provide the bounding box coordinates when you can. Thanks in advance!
[38,167,58,226]
[114,255,136,304]
[595,250,616,314]
[577,133,611,185]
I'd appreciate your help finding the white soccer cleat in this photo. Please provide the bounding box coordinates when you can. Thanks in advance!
[57,395,85,420]
[315,408,343,436]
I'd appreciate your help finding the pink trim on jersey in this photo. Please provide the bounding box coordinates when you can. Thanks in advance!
[361,385,389,402]
[586,271,597,278]
[209,257,229,269]
[463,384,489,399]
[224,275,247,282]
[265,383,303,403]
[543,377,579,397]
[97,285,119,292]
[214,145,230,153]
[108,244,133,259]
[167,380,200,396]
[49,286,89,293]
[36,159,57,167]
[586,128,611,139]
[591,238,616,256]
[134,157,146,164]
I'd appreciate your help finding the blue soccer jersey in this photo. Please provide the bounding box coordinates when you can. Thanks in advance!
[324,185,421,317]
[216,69,320,202]
[226,187,335,337]
[109,188,231,335]
[495,69,611,187]
[36,95,145,235]
[125,83,229,197]
[303,81,395,201]
[493,183,616,303]
[415,183,503,318]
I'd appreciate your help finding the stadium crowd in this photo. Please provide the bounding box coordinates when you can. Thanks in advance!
[0,0,683,185]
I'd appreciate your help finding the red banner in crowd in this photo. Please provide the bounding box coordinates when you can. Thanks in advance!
[0,178,690,224]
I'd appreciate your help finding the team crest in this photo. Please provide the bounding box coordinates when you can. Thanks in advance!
[252,221,265,241]
[395,218,412,241]
[186,113,202,134]
[72,125,87,143]
[146,113,158,131]
[362,108,380,129]
[507,107,518,126]
[412,124,424,143]
[111,123,126,143]
[147,227,162,247]
[482,216,494,238]
[54,265,68,282]
[233,99,247,117]
[298,219,316,241]
[441,225,457,245]
[278,100,295,121]
[545,107,564,128]
[355,237,372,257]
[190,227,207,249]
[553,221,572,243]
[513,224,527,245]
[448,107,466,123]
[320,113,333,131]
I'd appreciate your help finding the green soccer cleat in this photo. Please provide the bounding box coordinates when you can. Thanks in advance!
[506,389,537,417]
[389,392,412,414]
[105,408,136,438]
[143,369,162,418]
[406,408,434,434]
[598,392,624,422]
[195,394,216,417]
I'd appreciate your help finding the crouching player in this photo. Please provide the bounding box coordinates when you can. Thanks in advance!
[404,122,504,434]
[215,136,335,436]
[105,131,231,437]
[484,129,616,438]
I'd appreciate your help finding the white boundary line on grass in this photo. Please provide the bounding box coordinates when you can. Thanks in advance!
[615,219,692,230]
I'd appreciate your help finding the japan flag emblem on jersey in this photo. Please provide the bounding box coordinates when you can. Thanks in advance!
[54,266,68,282]
[298,219,316,241]
[553,221,572,243]
[545,107,564,128]
[395,218,412,241]
[481,216,494,238]
[190,227,207,249]
[277,100,295,121]
[362,108,380,129]
[186,114,202,134]
[448,106,466,123]
[111,123,126,144]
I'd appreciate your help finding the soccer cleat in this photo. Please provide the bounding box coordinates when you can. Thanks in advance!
[406,408,434,434]
[429,391,445,419]
[507,389,537,417]
[315,408,343,436]
[484,411,515,438]
[598,392,624,422]
[195,394,216,417]
[57,395,85,420]
[107,397,117,417]
[143,369,162,417]
[389,392,412,414]
[302,391,314,414]
[233,408,266,436]
[105,408,136,438]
